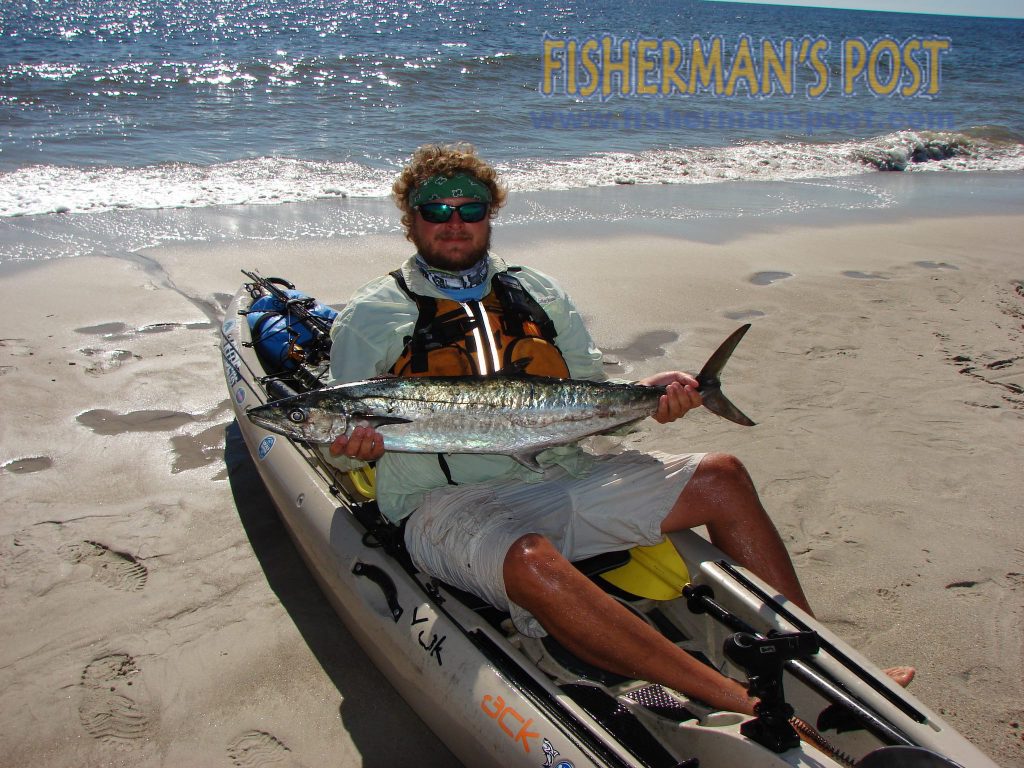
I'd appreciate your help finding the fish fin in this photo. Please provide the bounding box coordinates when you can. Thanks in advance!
[696,324,756,427]
[510,452,546,473]
[702,389,756,427]
[697,324,750,385]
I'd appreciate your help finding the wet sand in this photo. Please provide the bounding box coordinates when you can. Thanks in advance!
[0,189,1022,766]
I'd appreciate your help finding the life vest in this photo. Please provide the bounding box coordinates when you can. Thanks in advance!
[388,268,570,379]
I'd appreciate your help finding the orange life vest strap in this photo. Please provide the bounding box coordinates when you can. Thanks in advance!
[388,268,569,378]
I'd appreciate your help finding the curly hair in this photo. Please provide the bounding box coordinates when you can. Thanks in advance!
[392,143,508,239]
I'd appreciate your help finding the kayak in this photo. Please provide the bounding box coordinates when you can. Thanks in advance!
[220,271,997,768]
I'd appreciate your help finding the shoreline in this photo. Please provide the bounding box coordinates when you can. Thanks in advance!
[1,170,1023,268]
[1,180,1022,767]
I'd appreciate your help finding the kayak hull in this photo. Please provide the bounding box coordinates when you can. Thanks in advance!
[221,279,997,768]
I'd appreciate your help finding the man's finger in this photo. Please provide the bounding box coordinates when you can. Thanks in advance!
[329,434,349,456]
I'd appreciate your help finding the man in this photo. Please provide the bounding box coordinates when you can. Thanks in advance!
[325,143,910,714]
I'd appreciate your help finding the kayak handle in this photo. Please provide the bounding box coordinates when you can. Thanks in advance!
[353,562,404,622]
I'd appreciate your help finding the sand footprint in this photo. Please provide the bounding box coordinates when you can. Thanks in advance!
[875,586,900,605]
[74,322,132,339]
[77,409,197,435]
[75,321,213,340]
[724,309,766,321]
[750,271,792,285]
[2,456,54,474]
[0,337,33,356]
[170,423,227,474]
[80,347,138,375]
[804,345,858,360]
[0,525,51,585]
[61,541,148,592]
[842,270,890,280]
[600,330,680,377]
[78,653,152,746]
[227,730,305,767]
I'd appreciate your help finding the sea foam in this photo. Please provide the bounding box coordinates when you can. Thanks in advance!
[0,131,1021,219]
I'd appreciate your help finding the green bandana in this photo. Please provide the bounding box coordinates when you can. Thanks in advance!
[410,172,492,206]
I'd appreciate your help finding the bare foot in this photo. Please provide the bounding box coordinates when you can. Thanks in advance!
[884,666,915,688]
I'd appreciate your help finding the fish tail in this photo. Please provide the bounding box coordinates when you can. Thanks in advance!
[697,324,756,427]
[702,388,756,427]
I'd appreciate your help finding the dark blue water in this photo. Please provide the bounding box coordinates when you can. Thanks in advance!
[1,0,1022,216]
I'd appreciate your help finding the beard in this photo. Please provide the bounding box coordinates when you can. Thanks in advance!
[411,224,492,272]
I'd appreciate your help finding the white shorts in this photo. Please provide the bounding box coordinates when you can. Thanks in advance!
[403,450,705,637]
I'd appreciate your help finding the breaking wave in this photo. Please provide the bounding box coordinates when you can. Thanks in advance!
[1,129,1021,218]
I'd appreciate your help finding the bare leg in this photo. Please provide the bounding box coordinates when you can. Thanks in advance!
[504,453,911,705]
[503,453,801,712]
[504,533,757,715]
[662,454,913,687]
[661,453,812,614]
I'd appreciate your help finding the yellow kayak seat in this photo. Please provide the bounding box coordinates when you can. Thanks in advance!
[599,537,691,600]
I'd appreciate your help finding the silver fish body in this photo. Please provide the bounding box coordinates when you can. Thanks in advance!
[245,325,756,470]
[247,375,664,469]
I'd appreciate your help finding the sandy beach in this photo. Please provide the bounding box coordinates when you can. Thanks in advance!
[1,181,1022,767]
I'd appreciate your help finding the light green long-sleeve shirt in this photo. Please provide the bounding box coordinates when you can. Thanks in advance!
[323,254,607,523]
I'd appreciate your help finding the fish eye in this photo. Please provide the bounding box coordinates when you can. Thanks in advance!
[288,408,307,424]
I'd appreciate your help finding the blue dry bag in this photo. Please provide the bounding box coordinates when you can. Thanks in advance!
[246,289,337,372]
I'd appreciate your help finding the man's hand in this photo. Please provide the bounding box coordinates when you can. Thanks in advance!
[329,426,386,462]
[636,371,702,424]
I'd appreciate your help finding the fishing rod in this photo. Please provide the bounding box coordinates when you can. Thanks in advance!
[242,270,335,337]
[241,269,335,375]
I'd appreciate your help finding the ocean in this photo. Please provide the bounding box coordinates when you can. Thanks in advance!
[1,0,1022,256]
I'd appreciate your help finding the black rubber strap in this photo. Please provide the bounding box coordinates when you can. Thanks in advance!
[437,454,458,485]
[391,269,437,373]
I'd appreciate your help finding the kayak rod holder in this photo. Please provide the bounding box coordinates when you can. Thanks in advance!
[683,582,915,750]
[726,630,821,752]
[685,584,818,752]
[717,559,926,726]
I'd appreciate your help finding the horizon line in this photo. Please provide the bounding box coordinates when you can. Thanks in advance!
[704,0,1024,21]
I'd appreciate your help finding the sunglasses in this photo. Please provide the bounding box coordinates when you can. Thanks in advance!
[417,201,489,224]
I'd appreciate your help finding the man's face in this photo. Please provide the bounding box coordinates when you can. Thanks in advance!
[409,196,491,271]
